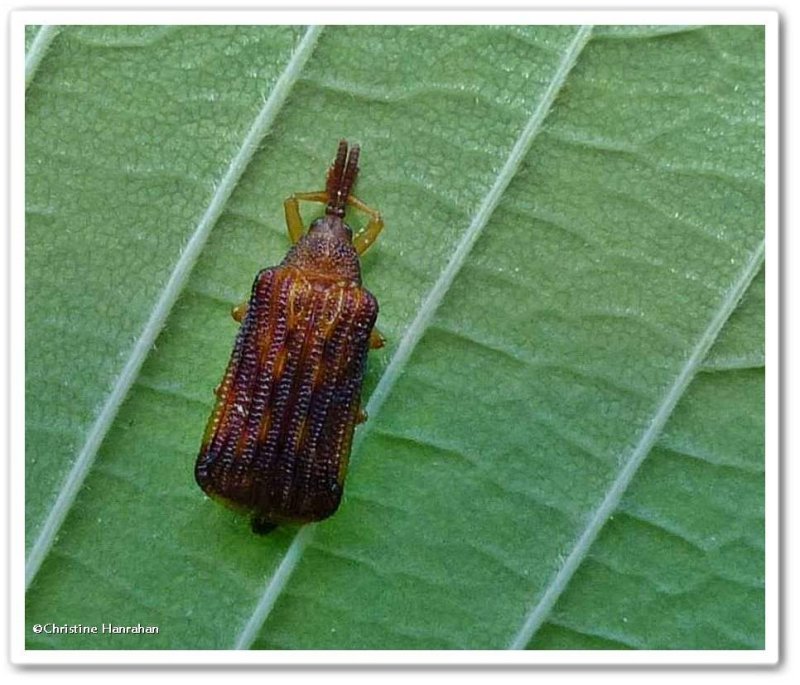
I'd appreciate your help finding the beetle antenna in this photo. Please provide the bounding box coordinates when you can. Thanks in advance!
[326,140,360,218]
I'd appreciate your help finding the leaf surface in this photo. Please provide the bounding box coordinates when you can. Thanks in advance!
[25,24,765,650]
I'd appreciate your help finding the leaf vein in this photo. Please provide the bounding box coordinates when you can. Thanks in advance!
[25,24,59,88]
[507,237,765,649]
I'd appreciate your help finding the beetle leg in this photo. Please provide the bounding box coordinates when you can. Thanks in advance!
[284,191,329,244]
[231,302,248,323]
[356,407,368,424]
[369,327,386,349]
[251,515,278,535]
[348,194,384,255]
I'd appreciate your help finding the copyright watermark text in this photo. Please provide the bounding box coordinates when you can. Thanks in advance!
[32,622,159,635]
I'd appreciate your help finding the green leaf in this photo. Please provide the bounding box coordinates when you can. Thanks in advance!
[25,24,764,651]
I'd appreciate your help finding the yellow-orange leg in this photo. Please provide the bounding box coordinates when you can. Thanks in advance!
[231,302,248,323]
[284,190,384,255]
[215,302,247,396]
[284,191,328,244]
[369,328,386,349]
[358,328,386,423]
[348,195,384,256]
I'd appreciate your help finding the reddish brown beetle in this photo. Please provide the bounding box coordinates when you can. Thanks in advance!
[195,141,385,534]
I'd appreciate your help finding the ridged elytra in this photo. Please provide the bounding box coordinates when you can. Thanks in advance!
[195,141,385,534]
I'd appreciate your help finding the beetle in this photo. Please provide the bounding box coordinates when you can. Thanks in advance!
[195,140,385,534]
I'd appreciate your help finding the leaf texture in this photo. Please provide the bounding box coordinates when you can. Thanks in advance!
[25,24,765,650]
